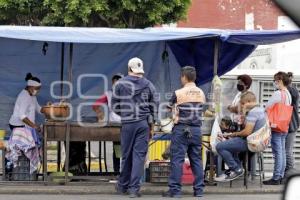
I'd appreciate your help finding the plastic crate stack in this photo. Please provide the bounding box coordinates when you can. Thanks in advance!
[8,153,37,181]
[149,161,170,183]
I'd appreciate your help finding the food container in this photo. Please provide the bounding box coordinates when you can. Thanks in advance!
[42,104,70,121]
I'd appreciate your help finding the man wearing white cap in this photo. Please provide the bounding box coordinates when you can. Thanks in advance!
[112,57,159,198]
[9,73,44,132]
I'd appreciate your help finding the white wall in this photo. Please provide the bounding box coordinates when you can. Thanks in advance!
[226,15,300,77]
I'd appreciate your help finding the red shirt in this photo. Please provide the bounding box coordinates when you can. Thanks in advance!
[92,95,108,110]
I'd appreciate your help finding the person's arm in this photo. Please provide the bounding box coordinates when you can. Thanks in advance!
[111,84,121,116]
[227,105,239,114]
[167,92,177,109]
[292,86,299,110]
[22,118,41,132]
[231,123,255,137]
[148,82,159,123]
[230,109,257,137]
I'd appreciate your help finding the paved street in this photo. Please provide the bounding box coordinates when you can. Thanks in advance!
[0,194,282,200]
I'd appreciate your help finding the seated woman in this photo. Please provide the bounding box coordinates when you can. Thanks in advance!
[216,91,266,182]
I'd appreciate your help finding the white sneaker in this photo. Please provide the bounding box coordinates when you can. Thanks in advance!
[214,174,226,182]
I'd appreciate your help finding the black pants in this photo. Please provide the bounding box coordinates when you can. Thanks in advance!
[66,142,87,175]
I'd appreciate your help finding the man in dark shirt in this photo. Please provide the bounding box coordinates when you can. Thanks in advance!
[112,57,159,198]
[162,66,205,198]
[285,72,300,174]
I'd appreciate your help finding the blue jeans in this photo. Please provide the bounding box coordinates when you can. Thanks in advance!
[168,124,204,195]
[271,132,288,180]
[216,137,248,172]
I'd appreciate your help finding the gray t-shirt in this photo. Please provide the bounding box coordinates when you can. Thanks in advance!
[265,89,291,109]
[246,107,266,133]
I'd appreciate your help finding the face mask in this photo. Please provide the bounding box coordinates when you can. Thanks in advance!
[273,82,280,90]
[31,90,39,96]
[237,84,245,92]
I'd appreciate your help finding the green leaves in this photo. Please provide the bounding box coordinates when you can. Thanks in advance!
[0,0,191,27]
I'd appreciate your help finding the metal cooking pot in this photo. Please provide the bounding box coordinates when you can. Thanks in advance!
[160,118,174,133]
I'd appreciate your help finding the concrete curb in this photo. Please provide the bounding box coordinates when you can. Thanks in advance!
[0,182,283,195]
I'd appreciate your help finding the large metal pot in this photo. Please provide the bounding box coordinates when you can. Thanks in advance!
[160,118,174,133]
[42,105,70,121]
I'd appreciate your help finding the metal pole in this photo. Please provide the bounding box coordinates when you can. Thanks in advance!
[68,43,73,85]
[65,43,73,177]
[60,43,65,97]
[57,42,65,172]
[213,38,220,76]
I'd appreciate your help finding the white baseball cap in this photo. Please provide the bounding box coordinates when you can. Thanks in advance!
[128,57,144,74]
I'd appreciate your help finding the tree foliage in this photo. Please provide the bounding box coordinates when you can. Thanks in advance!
[0,0,191,27]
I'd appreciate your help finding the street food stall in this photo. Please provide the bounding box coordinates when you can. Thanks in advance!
[0,26,300,184]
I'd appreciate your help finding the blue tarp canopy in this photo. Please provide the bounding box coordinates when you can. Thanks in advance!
[0,26,300,128]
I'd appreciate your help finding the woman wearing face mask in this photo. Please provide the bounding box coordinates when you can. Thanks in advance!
[263,72,292,185]
[9,73,44,132]
[227,74,253,128]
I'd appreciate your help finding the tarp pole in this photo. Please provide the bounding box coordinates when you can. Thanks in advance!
[60,43,65,98]
[213,38,220,75]
[68,43,73,86]
[57,42,65,172]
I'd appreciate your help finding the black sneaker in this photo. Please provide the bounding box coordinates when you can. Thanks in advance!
[129,192,142,198]
[223,168,244,182]
[193,192,203,197]
[263,179,281,185]
[224,169,231,175]
[162,191,182,198]
[115,184,127,195]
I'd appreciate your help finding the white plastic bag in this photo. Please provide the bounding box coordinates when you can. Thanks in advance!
[210,116,222,154]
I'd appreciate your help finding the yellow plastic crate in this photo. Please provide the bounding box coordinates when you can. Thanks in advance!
[148,136,210,165]
[148,140,170,161]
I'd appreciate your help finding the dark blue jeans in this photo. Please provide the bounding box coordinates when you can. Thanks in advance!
[117,120,150,194]
[168,124,204,195]
[271,132,288,180]
[216,137,248,172]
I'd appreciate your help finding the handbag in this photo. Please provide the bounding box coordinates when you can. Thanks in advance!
[247,120,271,152]
[266,91,293,133]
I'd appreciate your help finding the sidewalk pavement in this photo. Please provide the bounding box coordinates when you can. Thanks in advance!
[0,179,283,195]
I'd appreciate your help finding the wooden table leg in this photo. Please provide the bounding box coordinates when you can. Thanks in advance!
[43,125,48,185]
[57,142,61,172]
[65,123,70,184]
[88,142,91,173]
[99,142,102,173]
[103,142,108,172]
